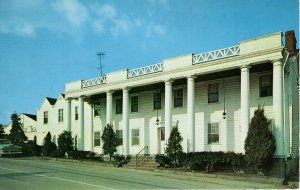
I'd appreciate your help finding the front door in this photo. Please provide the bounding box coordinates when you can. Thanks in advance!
[158,128,165,154]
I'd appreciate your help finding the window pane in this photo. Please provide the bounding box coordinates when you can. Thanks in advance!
[131,129,139,146]
[44,111,48,124]
[153,92,162,110]
[131,96,138,112]
[174,89,183,107]
[116,99,122,114]
[208,123,219,144]
[116,130,123,146]
[75,107,78,120]
[94,104,100,117]
[94,131,101,147]
[259,75,272,97]
[208,83,219,103]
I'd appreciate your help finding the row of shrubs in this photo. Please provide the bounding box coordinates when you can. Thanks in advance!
[155,151,245,173]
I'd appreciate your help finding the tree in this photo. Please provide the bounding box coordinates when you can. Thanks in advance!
[165,124,183,167]
[0,124,6,139]
[101,124,117,161]
[244,106,276,174]
[8,113,27,145]
[42,132,57,156]
[58,131,74,156]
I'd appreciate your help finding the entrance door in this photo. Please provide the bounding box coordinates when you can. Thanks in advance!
[158,128,165,154]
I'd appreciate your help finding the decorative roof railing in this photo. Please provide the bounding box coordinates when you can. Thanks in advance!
[127,62,164,78]
[193,45,240,64]
[82,76,107,88]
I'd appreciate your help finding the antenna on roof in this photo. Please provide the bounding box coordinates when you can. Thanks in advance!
[97,51,105,77]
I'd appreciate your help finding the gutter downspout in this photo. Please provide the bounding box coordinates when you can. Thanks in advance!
[282,49,289,184]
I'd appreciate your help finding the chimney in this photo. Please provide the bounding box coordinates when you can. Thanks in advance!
[285,30,297,55]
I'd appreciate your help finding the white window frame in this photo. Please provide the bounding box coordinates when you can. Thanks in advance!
[208,123,219,144]
[131,129,140,146]
[94,131,101,147]
[173,88,184,108]
[259,73,273,98]
[153,91,162,110]
[208,82,220,104]
[75,106,79,120]
[115,98,122,114]
[131,95,139,113]
[116,130,123,146]
[58,109,63,122]
[44,111,48,124]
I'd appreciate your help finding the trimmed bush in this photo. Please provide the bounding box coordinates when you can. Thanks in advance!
[155,154,172,168]
[244,106,276,174]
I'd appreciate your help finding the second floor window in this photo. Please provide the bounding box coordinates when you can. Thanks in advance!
[75,107,78,120]
[44,111,48,124]
[153,92,162,110]
[131,96,138,112]
[259,74,272,97]
[208,83,219,103]
[116,98,122,114]
[58,109,63,122]
[174,88,183,107]
[94,104,100,117]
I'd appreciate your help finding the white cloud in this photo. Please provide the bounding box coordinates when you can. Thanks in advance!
[146,23,167,37]
[19,24,35,36]
[100,4,117,19]
[52,0,88,27]
[92,19,105,34]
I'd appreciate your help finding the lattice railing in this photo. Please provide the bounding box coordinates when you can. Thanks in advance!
[127,63,164,78]
[193,45,240,64]
[82,76,107,88]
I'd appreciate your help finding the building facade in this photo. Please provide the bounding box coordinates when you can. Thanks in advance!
[5,113,37,141]
[37,31,299,161]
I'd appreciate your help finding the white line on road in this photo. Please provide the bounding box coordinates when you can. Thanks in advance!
[0,166,115,190]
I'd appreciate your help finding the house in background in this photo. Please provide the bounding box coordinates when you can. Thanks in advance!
[5,113,37,141]
[36,30,299,176]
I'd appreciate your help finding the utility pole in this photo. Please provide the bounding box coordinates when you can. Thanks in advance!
[97,51,105,77]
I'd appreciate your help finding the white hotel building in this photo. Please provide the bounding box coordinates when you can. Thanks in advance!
[36,31,299,162]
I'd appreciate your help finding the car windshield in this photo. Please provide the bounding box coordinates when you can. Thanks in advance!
[0,139,10,144]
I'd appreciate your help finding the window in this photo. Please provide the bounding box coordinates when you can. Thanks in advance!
[131,129,139,146]
[208,83,219,103]
[94,131,101,146]
[174,88,183,107]
[259,74,272,97]
[116,130,123,146]
[75,107,78,120]
[44,111,48,124]
[94,104,100,117]
[131,96,138,112]
[116,98,122,114]
[208,123,219,144]
[153,92,162,110]
[58,109,63,122]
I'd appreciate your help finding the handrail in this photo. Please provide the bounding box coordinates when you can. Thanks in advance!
[135,146,148,168]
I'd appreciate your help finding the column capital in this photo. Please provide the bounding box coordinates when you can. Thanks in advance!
[186,75,197,80]
[106,89,114,94]
[272,58,283,66]
[122,87,130,92]
[164,79,173,84]
[240,65,251,70]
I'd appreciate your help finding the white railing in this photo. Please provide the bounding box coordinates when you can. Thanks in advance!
[193,45,240,64]
[127,63,164,78]
[82,76,107,88]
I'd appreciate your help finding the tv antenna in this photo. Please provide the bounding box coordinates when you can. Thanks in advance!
[97,51,105,77]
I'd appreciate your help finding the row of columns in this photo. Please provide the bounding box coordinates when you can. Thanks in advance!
[66,59,284,156]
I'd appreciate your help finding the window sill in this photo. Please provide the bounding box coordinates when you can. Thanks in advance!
[207,143,221,145]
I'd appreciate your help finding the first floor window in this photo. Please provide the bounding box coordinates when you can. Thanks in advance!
[44,111,48,124]
[116,130,123,146]
[259,74,272,97]
[208,83,219,103]
[153,92,162,110]
[58,109,63,122]
[160,128,165,141]
[131,129,139,146]
[131,96,139,112]
[94,131,101,147]
[75,107,79,120]
[116,98,122,114]
[208,123,219,144]
[174,88,183,107]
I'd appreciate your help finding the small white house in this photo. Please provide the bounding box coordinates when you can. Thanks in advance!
[36,31,299,165]
[5,113,37,141]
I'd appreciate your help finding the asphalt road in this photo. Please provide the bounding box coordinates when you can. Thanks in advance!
[0,157,287,189]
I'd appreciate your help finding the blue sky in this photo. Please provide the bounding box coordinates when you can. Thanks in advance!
[0,0,298,125]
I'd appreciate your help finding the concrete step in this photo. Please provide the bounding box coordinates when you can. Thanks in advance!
[124,156,158,169]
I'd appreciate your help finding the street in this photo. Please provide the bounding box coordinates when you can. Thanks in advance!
[0,157,288,189]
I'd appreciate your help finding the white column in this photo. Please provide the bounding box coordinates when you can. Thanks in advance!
[90,104,94,152]
[106,90,113,125]
[79,97,84,151]
[240,65,250,152]
[66,99,71,131]
[165,79,173,142]
[273,59,284,157]
[122,88,130,155]
[187,75,196,152]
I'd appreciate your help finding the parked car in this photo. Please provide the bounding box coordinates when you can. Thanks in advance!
[0,139,22,157]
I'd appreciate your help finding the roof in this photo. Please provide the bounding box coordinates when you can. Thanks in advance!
[46,97,57,105]
[22,113,37,121]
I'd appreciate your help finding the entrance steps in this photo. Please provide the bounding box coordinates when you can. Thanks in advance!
[123,155,158,170]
